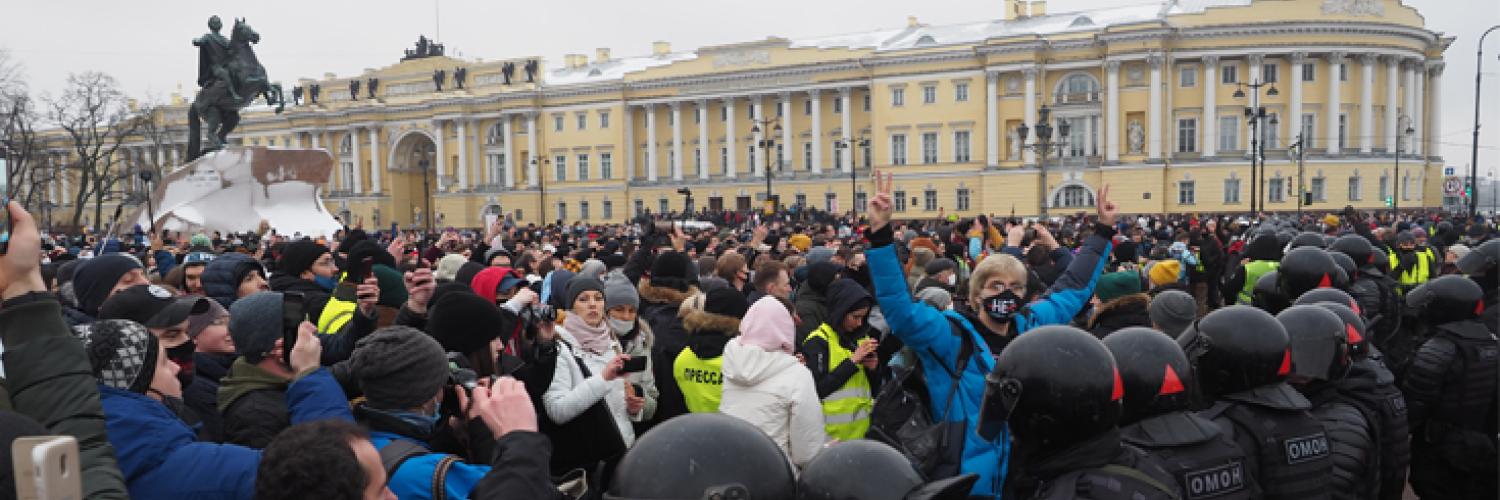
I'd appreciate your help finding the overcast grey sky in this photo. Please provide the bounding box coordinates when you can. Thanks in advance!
[4,0,1497,176]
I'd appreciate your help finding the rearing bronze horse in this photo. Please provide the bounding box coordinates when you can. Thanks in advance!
[188,17,284,160]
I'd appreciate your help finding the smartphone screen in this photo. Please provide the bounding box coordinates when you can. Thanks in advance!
[0,154,10,254]
[621,357,648,373]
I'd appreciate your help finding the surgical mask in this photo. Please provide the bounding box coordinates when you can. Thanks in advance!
[166,340,197,390]
[313,274,338,291]
[983,290,1023,323]
[945,274,957,287]
[608,318,635,336]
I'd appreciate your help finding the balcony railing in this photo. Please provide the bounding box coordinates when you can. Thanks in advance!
[1054,91,1101,105]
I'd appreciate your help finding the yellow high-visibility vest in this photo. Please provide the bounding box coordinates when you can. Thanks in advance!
[805,324,873,441]
[673,347,725,414]
[1387,247,1435,292]
[1239,260,1279,304]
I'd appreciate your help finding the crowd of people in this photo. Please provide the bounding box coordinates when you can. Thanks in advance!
[0,176,1495,499]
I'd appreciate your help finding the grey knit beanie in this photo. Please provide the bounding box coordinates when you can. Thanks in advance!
[74,320,159,394]
[229,291,285,362]
[604,271,639,311]
[352,326,449,410]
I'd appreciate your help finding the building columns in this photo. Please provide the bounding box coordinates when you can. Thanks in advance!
[349,127,363,194]
[1385,55,1400,152]
[622,106,635,180]
[501,116,515,187]
[780,92,793,171]
[1289,52,1307,151]
[368,127,382,192]
[644,104,659,182]
[456,120,469,189]
[1247,54,1263,154]
[525,113,538,187]
[670,102,683,181]
[809,90,823,174]
[839,88,853,173]
[698,100,710,180]
[1359,54,1376,154]
[1412,59,1425,157]
[753,96,765,177]
[1326,52,1345,154]
[1104,62,1121,162]
[1023,67,1038,165]
[1427,61,1443,159]
[724,97,738,179]
[1203,56,1219,158]
[985,72,1001,166]
[1147,56,1163,160]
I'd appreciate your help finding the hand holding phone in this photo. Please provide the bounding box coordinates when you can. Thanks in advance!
[621,356,648,374]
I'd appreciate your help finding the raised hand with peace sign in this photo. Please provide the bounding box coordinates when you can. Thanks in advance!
[867,171,896,232]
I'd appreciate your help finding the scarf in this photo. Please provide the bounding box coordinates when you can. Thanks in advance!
[564,312,615,355]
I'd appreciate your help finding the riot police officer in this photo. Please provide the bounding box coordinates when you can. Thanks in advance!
[1279,247,1343,300]
[1456,239,1498,330]
[1329,234,1402,349]
[1179,305,1333,500]
[1252,270,1290,314]
[980,325,1180,500]
[605,413,795,499]
[1102,327,1258,500]
[1295,289,1411,500]
[796,440,978,500]
[1277,305,1377,500]
[1400,275,1498,500]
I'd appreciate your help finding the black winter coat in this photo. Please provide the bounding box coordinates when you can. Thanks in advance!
[183,352,235,442]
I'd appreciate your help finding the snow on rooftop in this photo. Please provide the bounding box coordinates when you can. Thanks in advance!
[546,51,699,86]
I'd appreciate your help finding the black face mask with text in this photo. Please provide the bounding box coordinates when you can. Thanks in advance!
[166,340,198,390]
[983,290,1024,323]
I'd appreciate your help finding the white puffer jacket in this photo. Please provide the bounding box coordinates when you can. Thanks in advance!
[543,327,636,448]
[719,337,827,467]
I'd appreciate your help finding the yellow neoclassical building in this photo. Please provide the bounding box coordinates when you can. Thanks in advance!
[37,0,1455,229]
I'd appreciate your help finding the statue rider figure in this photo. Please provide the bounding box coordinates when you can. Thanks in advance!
[193,16,241,102]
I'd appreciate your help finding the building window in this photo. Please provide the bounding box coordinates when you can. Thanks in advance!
[695,149,704,177]
[833,97,843,114]
[658,198,670,214]
[554,155,567,181]
[922,85,937,104]
[921,132,939,164]
[600,152,613,179]
[1301,114,1316,149]
[488,124,505,145]
[340,161,354,191]
[1338,114,1348,150]
[1348,176,1361,201]
[557,202,567,221]
[576,113,587,130]
[804,99,813,116]
[1222,65,1238,85]
[892,88,905,107]
[833,146,843,168]
[1224,178,1241,203]
[668,111,675,125]
[1178,118,1198,153]
[1402,176,1411,200]
[954,131,971,163]
[634,199,644,217]
[720,147,728,175]
[747,147,755,173]
[803,143,812,170]
[580,201,590,220]
[1301,63,1315,82]
[1263,63,1279,84]
[891,134,908,165]
[863,93,871,111]
[1180,66,1197,87]
[489,153,506,183]
[855,191,868,212]
[1339,64,1348,82]
[955,83,969,102]
[720,106,728,122]
[775,144,785,169]
[1265,112,1281,148]
[1311,177,1326,201]
[825,192,837,212]
[603,200,613,220]
[577,154,589,181]
[1269,177,1285,202]
[1055,185,1094,208]
[1218,116,1239,152]
[554,115,564,132]
[863,143,872,168]
[923,189,938,211]
[1179,181,1196,205]
[599,111,610,128]
[1379,175,1389,201]
[794,193,807,208]
[957,188,971,211]
[893,190,907,212]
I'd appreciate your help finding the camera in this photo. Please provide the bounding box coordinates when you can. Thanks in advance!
[520,304,556,326]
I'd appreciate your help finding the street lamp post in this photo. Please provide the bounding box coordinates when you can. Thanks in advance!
[1234,79,1279,214]
[1017,106,1069,218]
[833,135,869,213]
[749,116,783,213]
[530,157,550,224]
[1393,115,1415,213]
[1471,25,1500,218]
[1291,135,1306,217]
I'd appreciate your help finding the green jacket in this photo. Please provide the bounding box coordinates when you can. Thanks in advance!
[0,296,130,499]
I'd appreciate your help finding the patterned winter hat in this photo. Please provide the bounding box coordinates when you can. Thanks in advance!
[74,320,159,394]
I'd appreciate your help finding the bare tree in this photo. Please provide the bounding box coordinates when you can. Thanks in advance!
[47,71,141,230]
[0,48,63,228]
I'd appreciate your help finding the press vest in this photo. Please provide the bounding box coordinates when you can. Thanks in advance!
[673,347,725,414]
[805,324,874,441]
[1238,261,1280,305]
[317,297,356,334]
[1387,248,1436,292]
[1202,399,1333,500]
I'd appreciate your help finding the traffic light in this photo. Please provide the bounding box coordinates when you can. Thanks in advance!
[1384,197,1393,207]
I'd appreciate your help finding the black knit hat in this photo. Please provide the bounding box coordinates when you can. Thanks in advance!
[352,326,450,410]
[278,239,329,277]
[74,254,144,316]
[74,319,159,394]
[924,258,957,276]
[703,287,750,319]
[650,251,694,291]
[426,291,505,355]
[566,276,605,308]
[455,261,487,286]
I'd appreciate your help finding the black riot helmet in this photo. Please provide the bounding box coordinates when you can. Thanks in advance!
[1276,230,1297,249]
[796,440,978,500]
[1312,302,1370,361]
[1405,275,1486,325]
[1291,232,1328,250]
[605,413,795,500]
[1177,305,1291,399]
[1457,239,1500,282]
[1276,305,1351,383]
[1322,235,1338,248]
[1279,247,1341,299]
[980,325,1122,457]
[1329,235,1377,269]
[1253,270,1291,314]
[1101,327,1197,425]
[1327,251,1357,285]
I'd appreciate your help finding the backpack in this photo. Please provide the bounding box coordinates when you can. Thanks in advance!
[866,314,977,480]
[378,439,460,500]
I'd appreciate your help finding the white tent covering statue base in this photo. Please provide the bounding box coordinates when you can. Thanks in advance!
[128,147,342,237]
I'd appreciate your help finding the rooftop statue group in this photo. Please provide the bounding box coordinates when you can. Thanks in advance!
[188,15,284,160]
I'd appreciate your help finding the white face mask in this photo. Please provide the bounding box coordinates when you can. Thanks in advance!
[607,318,635,335]
[945,274,957,287]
